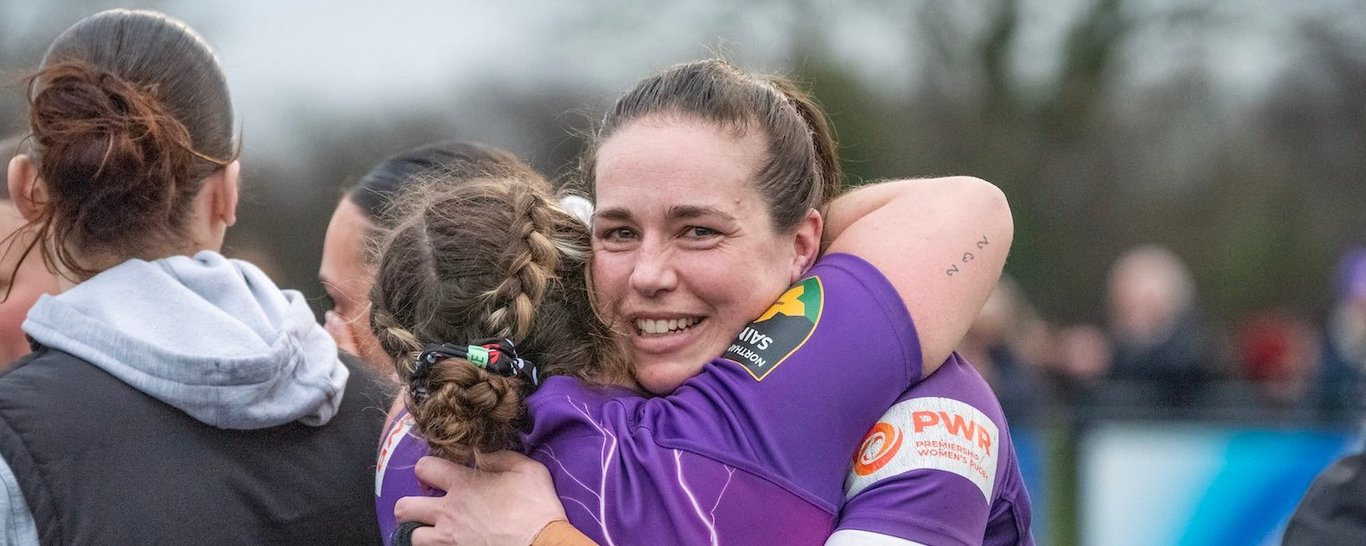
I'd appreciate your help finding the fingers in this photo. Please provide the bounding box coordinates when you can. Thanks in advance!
[394,495,444,528]
[414,455,472,492]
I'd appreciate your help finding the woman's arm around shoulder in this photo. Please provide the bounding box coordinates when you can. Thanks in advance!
[823,176,1013,378]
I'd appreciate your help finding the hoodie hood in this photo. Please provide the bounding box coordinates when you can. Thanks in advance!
[22,251,348,430]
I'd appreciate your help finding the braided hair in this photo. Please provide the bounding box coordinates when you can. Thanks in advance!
[369,172,627,463]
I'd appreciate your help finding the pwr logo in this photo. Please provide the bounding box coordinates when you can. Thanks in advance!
[844,397,1001,502]
[853,422,904,476]
[911,410,992,453]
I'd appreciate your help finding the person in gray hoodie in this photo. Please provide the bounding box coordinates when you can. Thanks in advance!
[0,9,389,545]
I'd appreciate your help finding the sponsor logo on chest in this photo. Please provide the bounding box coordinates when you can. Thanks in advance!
[722,277,824,381]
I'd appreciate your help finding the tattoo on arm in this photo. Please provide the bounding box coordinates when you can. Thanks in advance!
[947,235,990,276]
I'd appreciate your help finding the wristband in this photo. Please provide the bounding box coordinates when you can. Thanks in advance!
[531,520,597,546]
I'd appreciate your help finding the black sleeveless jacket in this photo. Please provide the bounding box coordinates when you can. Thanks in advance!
[0,346,392,545]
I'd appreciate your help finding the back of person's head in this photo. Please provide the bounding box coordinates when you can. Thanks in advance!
[349,140,540,232]
[322,140,544,377]
[17,9,236,277]
[368,173,627,462]
[582,58,841,232]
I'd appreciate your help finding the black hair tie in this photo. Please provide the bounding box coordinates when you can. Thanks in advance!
[409,338,539,402]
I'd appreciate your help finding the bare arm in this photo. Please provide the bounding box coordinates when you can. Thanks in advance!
[823,176,1013,378]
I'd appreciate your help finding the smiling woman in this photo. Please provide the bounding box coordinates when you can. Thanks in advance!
[589,117,806,394]
[381,59,1028,546]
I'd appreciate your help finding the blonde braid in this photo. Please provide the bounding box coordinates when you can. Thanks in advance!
[481,183,561,341]
[369,173,628,464]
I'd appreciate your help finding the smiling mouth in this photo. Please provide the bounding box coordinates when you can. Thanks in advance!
[634,317,703,336]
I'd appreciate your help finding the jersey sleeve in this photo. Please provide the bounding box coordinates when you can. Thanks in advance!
[838,468,991,546]
[643,253,923,512]
[835,355,1024,546]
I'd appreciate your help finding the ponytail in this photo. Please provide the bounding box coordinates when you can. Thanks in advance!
[767,76,843,207]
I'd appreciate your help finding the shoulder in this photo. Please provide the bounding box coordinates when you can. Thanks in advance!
[845,356,1013,503]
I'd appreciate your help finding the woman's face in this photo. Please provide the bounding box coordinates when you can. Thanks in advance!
[0,202,59,367]
[319,197,388,375]
[590,116,813,395]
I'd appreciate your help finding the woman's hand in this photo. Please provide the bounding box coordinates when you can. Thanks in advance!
[395,452,569,546]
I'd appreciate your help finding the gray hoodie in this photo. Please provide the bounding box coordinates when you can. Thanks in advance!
[1,251,349,544]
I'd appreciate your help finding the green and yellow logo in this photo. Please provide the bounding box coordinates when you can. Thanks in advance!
[723,276,824,381]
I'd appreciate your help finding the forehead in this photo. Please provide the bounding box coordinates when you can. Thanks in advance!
[593,116,767,215]
[320,198,371,279]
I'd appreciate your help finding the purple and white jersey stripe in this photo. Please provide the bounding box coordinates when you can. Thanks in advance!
[378,253,1030,544]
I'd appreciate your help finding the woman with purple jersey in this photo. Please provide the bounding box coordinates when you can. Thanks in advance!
[383,59,1029,546]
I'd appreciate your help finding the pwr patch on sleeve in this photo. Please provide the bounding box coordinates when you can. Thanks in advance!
[844,397,1000,502]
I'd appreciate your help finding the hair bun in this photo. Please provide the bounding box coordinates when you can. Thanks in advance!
[26,61,202,275]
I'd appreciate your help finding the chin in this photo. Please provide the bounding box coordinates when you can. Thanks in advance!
[636,364,700,396]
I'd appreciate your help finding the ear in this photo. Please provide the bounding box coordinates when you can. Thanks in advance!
[210,160,240,227]
[789,208,823,283]
[7,154,43,221]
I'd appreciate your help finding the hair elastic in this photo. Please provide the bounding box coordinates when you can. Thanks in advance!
[409,338,540,402]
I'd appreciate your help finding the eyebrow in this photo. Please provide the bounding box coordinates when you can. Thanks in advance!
[668,205,737,222]
[592,207,634,224]
[319,274,339,295]
[592,205,738,224]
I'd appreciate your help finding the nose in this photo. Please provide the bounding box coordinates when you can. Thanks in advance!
[629,240,678,298]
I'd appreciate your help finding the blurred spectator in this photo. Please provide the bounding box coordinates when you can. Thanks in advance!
[1104,244,1219,405]
[1052,323,1113,385]
[1,133,60,368]
[959,275,1052,417]
[1236,311,1321,408]
[1320,248,1366,415]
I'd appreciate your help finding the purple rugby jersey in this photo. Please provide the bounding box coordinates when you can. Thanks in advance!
[376,253,924,544]
[836,353,1034,546]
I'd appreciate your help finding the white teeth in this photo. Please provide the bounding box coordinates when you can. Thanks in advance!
[635,317,699,335]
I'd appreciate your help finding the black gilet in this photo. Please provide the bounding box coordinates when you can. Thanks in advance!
[0,345,392,545]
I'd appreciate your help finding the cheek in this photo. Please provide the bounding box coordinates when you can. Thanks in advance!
[696,252,790,315]
[590,254,629,308]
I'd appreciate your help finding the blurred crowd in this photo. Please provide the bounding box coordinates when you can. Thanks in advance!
[960,243,1366,424]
